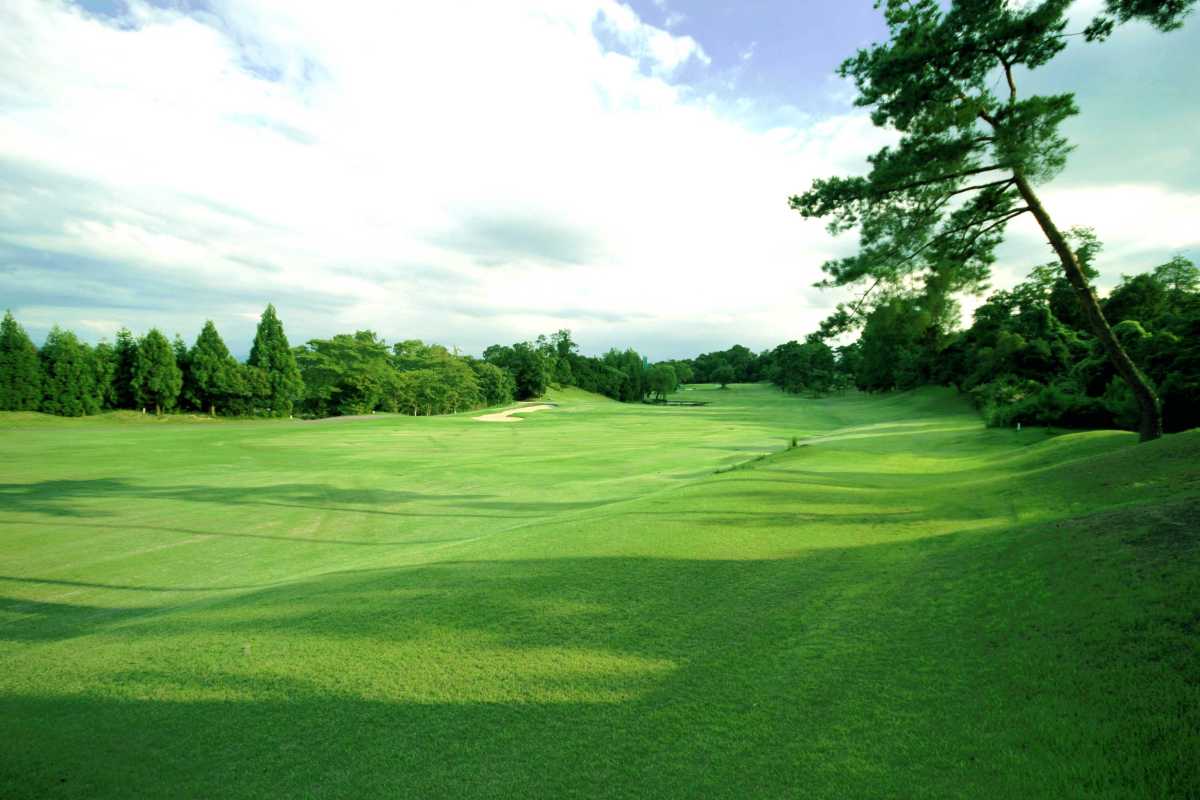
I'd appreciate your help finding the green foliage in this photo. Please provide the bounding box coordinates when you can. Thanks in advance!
[172,334,194,411]
[91,341,117,410]
[671,361,694,385]
[791,0,1194,439]
[690,345,760,384]
[2,386,1198,797]
[1152,254,1199,293]
[712,364,735,388]
[646,363,678,401]
[248,304,303,417]
[764,338,839,395]
[112,327,139,409]
[296,331,394,416]
[187,321,241,416]
[39,326,99,416]
[789,0,1086,307]
[484,341,551,400]
[930,254,1200,433]
[0,311,42,411]
[468,359,515,408]
[133,329,182,415]
[1085,0,1197,39]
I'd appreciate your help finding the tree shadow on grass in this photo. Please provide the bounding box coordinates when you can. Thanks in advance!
[0,479,634,523]
[3,515,1198,798]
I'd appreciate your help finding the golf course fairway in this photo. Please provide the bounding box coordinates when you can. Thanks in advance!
[1,384,1197,798]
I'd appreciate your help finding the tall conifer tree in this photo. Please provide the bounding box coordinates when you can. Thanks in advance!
[0,310,42,411]
[133,328,182,415]
[188,320,239,416]
[248,304,303,417]
[92,341,117,409]
[113,327,139,409]
[173,333,195,412]
[40,327,99,416]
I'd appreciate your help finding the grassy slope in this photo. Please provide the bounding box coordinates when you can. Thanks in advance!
[0,385,1196,798]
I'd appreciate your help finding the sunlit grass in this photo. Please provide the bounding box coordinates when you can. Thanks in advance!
[1,384,1197,797]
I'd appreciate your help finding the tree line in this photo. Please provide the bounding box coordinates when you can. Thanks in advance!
[667,253,1199,434]
[0,307,662,419]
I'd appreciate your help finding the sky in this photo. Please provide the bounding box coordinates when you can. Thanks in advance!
[1,0,1197,359]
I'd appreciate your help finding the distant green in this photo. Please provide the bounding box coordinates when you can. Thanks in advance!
[1,384,1196,798]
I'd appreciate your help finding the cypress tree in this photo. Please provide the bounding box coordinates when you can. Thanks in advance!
[0,310,42,411]
[133,328,182,415]
[113,327,139,409]
[188,320,239,416]
[40,327,99,417]
[173,333,195,412]
[92,341,117,409]
[248,304,303,417]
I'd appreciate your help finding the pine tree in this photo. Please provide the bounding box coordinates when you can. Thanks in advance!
[133,328,182,415]
[791,0,1195,441]
[188,320,239,416]
[113,327,139,409]
[248,304,303,417]
[40,327,99,416]
[0,310,42,411]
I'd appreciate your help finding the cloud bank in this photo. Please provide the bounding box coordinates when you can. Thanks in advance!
[0,0,1196,357]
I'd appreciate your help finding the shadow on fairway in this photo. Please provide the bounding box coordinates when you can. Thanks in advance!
[0,479,633,523]
[2,507,1198,798]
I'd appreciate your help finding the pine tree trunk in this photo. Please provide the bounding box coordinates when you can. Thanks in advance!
[155,401,162,417]
[1012,170,1163,441]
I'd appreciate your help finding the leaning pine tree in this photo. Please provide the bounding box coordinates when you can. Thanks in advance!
[248,304,303,417]
[0,310,42,411]
[791,0,1194,442]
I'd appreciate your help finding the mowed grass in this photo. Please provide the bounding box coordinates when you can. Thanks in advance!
[0,384,1197,798]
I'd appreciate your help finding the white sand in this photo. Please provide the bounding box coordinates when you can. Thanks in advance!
[474,404,554,422]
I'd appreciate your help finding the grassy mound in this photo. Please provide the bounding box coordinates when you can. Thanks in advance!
[1,385,1196,798]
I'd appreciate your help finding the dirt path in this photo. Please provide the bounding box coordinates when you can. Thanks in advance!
[474,404,555,422]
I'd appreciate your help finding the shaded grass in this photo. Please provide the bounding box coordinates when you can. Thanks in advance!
[1,385,1197,798]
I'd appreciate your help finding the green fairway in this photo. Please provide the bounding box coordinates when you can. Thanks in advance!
[1,385,1197,798]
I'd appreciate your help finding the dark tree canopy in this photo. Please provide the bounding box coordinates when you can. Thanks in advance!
[40,326,99,417]
[113,327,139,409]
[712,364,736,388]
[0,310,42,411]
[484,342,551,400]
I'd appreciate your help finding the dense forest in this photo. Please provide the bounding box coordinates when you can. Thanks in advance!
[0,305,658,419]
[680,254,1199,435]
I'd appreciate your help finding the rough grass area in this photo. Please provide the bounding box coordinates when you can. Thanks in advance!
[1,384,1197,798]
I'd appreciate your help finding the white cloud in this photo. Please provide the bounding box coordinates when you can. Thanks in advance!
[0,0,888,356]
[3,0,1191,357]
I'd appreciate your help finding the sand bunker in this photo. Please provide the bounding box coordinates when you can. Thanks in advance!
[474,404,554,422]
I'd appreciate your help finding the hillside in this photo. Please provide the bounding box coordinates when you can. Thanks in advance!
[1,385,1197,798]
